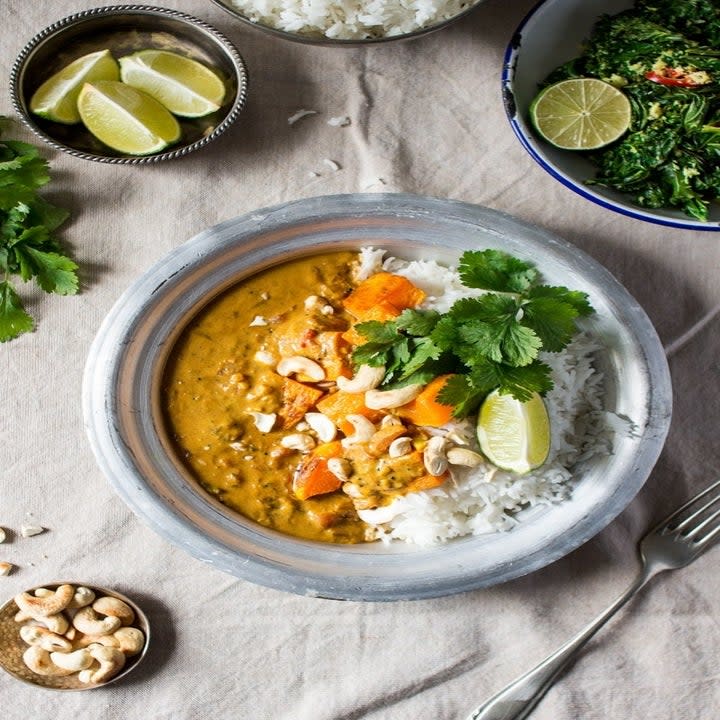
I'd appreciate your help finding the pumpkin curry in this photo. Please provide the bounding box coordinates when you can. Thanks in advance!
[162,251,463,544]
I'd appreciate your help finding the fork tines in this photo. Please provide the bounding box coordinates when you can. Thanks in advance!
[663,479,720,546]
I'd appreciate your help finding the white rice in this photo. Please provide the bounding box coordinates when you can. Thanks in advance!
[353,248,621,546]
[230,0,470,39]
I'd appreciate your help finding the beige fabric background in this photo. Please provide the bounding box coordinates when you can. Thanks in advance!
[3,1,720,718]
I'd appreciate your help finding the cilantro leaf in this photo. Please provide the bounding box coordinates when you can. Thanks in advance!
[437,374,487,418]
[0,280,34,342]
[458,249,538,293]
[20,246,79,295]
[528,285,593,316]
[395,308,441,336]
[353,319,399,344]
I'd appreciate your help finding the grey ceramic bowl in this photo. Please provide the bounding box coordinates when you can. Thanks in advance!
[503,0,720,230]
[210,0,485,45]
[10,5,248,164]
[82,193,672,601]
[0,582,150,690]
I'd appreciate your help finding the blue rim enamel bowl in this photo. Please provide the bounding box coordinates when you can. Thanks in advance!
[502,0,720,231]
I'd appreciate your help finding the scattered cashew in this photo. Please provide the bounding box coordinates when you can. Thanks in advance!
[327,457,352,481]
[82,645,126,684]
[22,646,74,676]
[247,411,277,433]
[276,356,325,382]
[336,364,385,393]
[304,412,337,443]
[423,436,448,476]
[446,448,484,467]
[15,584,74,617]
[113,627,145,656]
[365,384,423,410]
[72,606,122,636]
[50,648,94,672]
[279,433,316,453]
[388,436,413,458]
[341,414,376,447]
[0,561,12,575]
[20,625,73,652]
[92,596,135,627]
[68,586,96,609]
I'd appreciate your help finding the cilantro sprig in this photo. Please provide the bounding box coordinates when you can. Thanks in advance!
[352,249,594,417]
[0,119,78,342]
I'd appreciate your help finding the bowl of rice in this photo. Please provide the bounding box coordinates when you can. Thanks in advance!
[83,193,672,600]
[209,0,485,44]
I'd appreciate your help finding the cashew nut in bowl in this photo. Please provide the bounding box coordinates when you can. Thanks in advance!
[113,627,145,656]
[365,384,423,410]
[92,596,135,626]
[341,414,376,447]
[72,606,122,635]
[68,586,96,609]
[22,646,74,676]
[14,584,74,617]
[19,625,72,652]
[336,364,385,393]
[82,645,126,684]
[15,610,70,635]
[446,447,484,467]
[423,435,448,476]
[276,356,325,382]
[74,632,121,649]
[49,648,94,672]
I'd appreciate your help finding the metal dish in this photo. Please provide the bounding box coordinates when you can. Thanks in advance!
[209,0,485,46]
[503,0,720,230]
[10,5,248,164]
[82,193,672,601]
[0,582,150,690]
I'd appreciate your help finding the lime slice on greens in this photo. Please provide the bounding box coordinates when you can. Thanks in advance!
[77,80,181,156]
[119,50,226,118]
[476,390,551,475]
[529,78,632,151]
[29,49,120,124]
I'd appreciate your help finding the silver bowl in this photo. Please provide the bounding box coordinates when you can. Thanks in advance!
[0,582,150,690]
[10,5,249,164]
[82,193,672,601]
[209,0,486,45]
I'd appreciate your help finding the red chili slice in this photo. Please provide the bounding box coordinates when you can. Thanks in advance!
[644,69,700,88]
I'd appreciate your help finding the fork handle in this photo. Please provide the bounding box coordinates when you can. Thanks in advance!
[465,571,651,720]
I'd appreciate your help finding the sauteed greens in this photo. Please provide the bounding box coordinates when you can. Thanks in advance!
[544,0,720,221]
[0,119,77,342]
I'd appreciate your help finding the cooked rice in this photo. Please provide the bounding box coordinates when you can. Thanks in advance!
[353,248,620,546]
[230,0,471,39]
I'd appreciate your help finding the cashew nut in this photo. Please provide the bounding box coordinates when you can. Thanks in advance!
[82,645,126,684]
[365,384,423,410]
[341,414,376,447]
[247,411,277,433]
[113,627,145,656]
[15,584,74,617]
[388,436,413,458]
[279,433,316,453]
[22,646,74,676]
[276,356,325,382]
[72,606,122,636]
[19,625,73,652]
[336,364,385,393]
[423,436,448,476]
[74,632,121,649]
[50,648,94,672]
[446,447,484,467]
[92,596,135,627]
[304,412,337,443]
[15,610,70,634]
[68,586,96,609]
[380,415,405,428]
[327,457,352,481]
[253,350,275,365]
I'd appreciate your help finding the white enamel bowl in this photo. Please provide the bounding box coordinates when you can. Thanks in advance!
[503,0,720,230]
[82,193,672,600]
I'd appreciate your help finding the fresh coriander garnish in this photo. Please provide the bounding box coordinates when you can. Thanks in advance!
[0,119,78,342]
[352,249,594,417]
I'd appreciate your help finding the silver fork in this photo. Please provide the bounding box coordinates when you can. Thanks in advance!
[465,479,720,720]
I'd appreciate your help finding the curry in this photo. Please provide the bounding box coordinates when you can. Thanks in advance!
[162,251,461,543]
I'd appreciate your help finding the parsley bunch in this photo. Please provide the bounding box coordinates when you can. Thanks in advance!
[352,249,594,417]
[0,120,78,342]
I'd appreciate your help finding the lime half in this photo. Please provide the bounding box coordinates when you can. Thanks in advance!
[530,78,631,151]
[476,390,550,474]
[119,50,226,118]
[29,49,120,124]
[77,81,181,155]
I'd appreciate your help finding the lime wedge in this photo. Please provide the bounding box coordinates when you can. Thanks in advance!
[119,50,226,118]
[529,78,631,151]
[29,49,120,124]
[77,81,181,155]
[476,390,550,474]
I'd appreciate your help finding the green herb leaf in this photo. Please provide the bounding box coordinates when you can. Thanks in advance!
[0,280,34,342]
[458,249,539,293]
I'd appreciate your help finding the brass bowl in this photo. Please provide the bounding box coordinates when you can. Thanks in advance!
[10,5,249,164]
[0,582,150,690]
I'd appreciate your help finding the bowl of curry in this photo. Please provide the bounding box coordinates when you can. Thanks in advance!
[83,193,672,600]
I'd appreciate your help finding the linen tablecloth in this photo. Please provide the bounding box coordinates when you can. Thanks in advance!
[3,1,720,718]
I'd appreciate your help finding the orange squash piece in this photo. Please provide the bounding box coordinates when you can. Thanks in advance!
[278,377,324,429]
[315,391,383,436]
[293,457,343,500]
[405,472,449,494]
[343,273,426,321]
[395,374,455,427]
